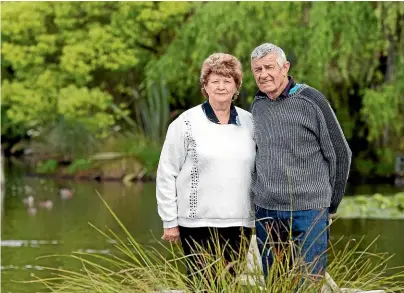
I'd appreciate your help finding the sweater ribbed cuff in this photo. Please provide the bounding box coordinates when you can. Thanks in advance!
[163,219,178,228]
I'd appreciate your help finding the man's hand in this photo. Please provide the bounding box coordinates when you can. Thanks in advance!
[161,226,180,243]
[329,213,336,225]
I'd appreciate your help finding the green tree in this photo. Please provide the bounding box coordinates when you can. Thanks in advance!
[2,2,403,177]
[361,2,404,175]
[1,1,194,141]
[149,2,404,177]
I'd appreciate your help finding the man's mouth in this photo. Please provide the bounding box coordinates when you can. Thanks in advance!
[260,80,273,85]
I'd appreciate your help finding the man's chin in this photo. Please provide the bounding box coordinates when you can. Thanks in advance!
[260,87,275,94]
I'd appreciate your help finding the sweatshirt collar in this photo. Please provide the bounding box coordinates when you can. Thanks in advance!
[201,100,240,125]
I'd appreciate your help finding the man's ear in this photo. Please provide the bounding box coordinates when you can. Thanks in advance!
[282,61,290,76]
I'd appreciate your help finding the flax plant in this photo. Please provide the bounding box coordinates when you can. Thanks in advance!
[27,193,404,293]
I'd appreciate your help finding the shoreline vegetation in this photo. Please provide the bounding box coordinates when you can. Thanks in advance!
[26,153,158,183]
[6,153,402,185]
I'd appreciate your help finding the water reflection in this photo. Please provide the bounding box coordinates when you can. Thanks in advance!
[345,183,402,196]
[1,240,60,247]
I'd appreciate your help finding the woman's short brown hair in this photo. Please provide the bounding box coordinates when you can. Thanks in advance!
[200,53,243,100]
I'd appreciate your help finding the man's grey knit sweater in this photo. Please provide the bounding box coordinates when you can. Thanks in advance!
[251,83,352,214]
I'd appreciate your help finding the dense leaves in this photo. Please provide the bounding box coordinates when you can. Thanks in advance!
[1,2,193,136]
[148,2,404,177]
[1,2,403,177]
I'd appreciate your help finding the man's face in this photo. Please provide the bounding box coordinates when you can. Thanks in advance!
[251,53,289,96]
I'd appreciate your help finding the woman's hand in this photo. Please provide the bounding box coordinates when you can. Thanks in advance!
[161,226,180,243]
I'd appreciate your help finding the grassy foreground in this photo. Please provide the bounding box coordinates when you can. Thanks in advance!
[27,194,404,293]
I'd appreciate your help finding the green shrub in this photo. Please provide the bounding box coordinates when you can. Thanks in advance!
[66,159,94,174]
[36,159,58,174]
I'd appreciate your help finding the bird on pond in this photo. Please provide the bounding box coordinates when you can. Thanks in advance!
[38,200,53,210]
[23,195,35,208]
[59,188,73,200]
[23,195,37,216]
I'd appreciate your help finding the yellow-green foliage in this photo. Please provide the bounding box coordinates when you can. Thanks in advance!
[58,86,114,136]
[1,2,194,136]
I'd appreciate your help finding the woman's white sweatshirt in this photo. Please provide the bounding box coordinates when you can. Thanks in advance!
[156,104,256,228]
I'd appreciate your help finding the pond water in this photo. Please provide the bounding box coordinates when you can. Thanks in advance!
[1,165,404,293]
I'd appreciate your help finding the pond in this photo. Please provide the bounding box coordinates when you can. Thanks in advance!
[1,165,404,293]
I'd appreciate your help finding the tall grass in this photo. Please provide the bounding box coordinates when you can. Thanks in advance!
[129,79,172,144]
[140,79,171,144]
[28,193,404,293]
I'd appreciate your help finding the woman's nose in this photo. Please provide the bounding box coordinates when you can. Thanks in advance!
[217,81,225,89]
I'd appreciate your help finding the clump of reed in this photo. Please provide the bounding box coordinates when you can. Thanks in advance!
[27,194,404,293]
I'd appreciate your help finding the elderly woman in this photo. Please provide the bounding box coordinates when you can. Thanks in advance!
[156,53,256,279]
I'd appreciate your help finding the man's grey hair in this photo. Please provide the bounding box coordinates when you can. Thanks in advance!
[251,43,287,67]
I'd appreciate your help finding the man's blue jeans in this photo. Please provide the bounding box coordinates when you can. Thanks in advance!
[255,206,329,279]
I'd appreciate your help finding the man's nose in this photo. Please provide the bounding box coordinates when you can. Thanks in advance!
[260,68,269,77]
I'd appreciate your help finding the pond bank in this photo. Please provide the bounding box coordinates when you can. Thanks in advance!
[12,152,158,183]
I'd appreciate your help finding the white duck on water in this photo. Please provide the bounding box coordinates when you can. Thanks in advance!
[59,188,73,200]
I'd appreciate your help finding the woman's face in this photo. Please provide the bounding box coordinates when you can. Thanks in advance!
[204,73,237,103]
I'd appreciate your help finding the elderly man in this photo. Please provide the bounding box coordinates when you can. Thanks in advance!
[250,43,352,279]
